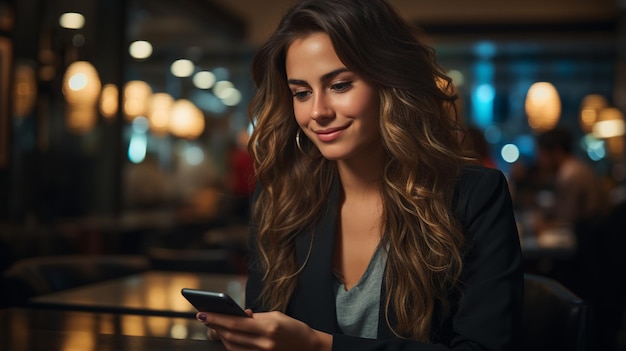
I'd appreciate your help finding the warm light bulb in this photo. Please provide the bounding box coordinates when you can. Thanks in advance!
[170,59,194,77]
[123,80,152,120]
[59,12,85,29]
[525,82,561,132]
[62,61,101,134]
[193,71,216,89]
[593,108,625,138]
[169,99,205,139]
[129,40,153,60]
[579,94,608,133]
[148,93,174,136]
[62,61,101,105]
[99,84,119,119]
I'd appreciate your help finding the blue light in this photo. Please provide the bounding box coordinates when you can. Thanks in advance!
[472,83,495,128]
[583,135,606,161]
[475,61,495,80]
[476,84,495,102]
[471,61,495,129]
[132,116,149,134]
[128,134,147,163]
[185,145,204,165]
[474,41,496,59]
[587,147,605,161]
[501,144,520,163]
[484,125,501,144]
[515,134,535,156]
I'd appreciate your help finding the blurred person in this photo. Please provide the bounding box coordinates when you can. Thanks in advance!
[196,1,523,350]
[462,126,497,169]
[508,157,539,210]
[226,130,256,222]
[536,126,617,348]
[535,127,608,227]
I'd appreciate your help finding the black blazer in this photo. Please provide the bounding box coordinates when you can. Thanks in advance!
[245,165,524,351]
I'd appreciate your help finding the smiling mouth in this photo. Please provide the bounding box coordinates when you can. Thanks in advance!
[315,126,348,135]
[314,125,349,142]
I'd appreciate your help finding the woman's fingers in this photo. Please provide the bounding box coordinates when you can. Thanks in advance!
[206,327,221,341]
[198,312,263,349]
[212,326,258,349]
[196,311,324,351]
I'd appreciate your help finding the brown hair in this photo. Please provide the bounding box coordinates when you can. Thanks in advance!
[248,0,468,341]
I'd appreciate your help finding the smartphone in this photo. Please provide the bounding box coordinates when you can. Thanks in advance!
[181,288,249,317]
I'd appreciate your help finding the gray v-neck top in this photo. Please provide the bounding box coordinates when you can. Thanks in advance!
[333,244,387,339]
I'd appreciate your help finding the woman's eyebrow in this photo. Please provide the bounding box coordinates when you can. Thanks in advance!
[287,67,349,86]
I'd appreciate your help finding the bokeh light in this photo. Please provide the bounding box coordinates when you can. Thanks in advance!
[193,71,216,89]
[129,40,153,60]
[59,12,84,29]
[501,144,520,163]
[171,59,195,77]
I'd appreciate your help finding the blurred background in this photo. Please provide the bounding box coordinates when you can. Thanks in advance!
[0,0,625,348]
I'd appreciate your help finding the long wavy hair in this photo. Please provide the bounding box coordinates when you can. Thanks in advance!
[248,0,469,341]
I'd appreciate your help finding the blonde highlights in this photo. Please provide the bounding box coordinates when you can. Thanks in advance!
[378,86,466,340]
[248,0,470,340]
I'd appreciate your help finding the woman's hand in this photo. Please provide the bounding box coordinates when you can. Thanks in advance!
[196,310,332,351]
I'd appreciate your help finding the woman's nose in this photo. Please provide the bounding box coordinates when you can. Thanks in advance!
[311,93,333,120]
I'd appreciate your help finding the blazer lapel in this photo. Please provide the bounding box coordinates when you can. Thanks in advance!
[294,180,340,332]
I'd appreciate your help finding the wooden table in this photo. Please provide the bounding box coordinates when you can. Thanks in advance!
[30,271,247,318]
[0,308,225,351]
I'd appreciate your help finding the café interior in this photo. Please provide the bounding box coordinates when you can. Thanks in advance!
[0,0,625,350]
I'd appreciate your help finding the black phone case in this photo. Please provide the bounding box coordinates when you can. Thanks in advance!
[181,288,248,317]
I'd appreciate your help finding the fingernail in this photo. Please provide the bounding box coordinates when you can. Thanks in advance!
[198,314,206,321]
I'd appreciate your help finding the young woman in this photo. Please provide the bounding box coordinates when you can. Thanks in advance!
[197,1,523,350]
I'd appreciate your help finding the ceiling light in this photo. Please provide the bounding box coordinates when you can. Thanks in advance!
[171,59,194,77]
[193,71,216,89]
[213,80,234,99]
[59,12,85,29]
[129,40,153,60]
[525,82,561,132]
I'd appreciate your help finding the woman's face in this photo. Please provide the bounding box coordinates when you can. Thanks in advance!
[285,32,382,163]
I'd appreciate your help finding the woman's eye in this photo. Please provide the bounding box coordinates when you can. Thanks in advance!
[331,82,352,92]
[293,91,310,100]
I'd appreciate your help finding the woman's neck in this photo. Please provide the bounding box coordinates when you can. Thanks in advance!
[336,149,385,200]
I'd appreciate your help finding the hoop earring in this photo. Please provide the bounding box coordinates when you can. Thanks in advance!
[296,129,305,154]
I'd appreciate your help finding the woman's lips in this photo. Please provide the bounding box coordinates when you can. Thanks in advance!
[314,126,348,142]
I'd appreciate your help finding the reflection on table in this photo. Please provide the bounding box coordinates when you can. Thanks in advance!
[518,216,580,289]
[30,271,247,318]
[0,308,225,351]
[516,208,577,260]
[521,226,577,260]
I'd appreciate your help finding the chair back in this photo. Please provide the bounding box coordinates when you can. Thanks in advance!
[522,273,589,351]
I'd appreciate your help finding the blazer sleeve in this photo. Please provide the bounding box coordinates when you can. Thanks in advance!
[332,167,524,351]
